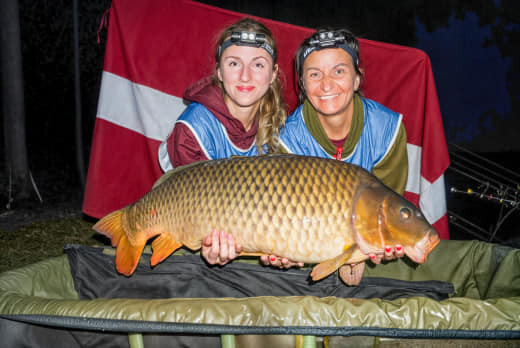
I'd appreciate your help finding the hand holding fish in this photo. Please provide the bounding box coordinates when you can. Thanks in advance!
[259,254,305,269]
[264,245,405,286]
[201,230,242,266]
[201,230,304,269]
[369,245,405,264]
[338,245,405,285]
[265,244,404,268]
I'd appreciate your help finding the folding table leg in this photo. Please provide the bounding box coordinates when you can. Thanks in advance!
[128,332,144,348]
[221,334,236,348]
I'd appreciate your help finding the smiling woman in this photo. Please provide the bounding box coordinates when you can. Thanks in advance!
[282,28,408,196]
[156,18,296,268]
[157,18,285,172]
[279,28,411,285]
[216,43,278,128]
[301,48,360,139]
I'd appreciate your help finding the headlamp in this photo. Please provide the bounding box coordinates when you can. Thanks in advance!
[300,30,359,67]
[232,31,266,44]
[309,31,345,48]
[218,31,276,61]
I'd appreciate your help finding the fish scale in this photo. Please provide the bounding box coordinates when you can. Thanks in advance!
[94,154,439,280]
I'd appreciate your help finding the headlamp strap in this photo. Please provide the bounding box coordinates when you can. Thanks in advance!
[218,31,276,61]
[300,31,359,66]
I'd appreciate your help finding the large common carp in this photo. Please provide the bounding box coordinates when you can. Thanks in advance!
[94,154,439,281]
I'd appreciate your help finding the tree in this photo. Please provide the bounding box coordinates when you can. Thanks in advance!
[1,0,32,204]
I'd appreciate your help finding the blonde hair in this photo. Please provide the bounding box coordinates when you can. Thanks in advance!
[213,18,286,154]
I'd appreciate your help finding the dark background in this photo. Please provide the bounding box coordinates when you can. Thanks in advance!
[1,0,519,242]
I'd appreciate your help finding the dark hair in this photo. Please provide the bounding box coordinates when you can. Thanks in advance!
[294,28,363,104]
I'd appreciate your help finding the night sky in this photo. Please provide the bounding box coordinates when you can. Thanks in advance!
[416,12,516,147]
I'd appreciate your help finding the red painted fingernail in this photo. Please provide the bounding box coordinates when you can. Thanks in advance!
[396,246,402,251]
[370,255,376,259]
[385,246,392,252]
[270,256,276,262]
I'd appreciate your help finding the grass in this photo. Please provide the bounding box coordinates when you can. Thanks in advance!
[0,217,107,274]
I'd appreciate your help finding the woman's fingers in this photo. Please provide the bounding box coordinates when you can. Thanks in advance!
[264,255,304,269]
[201,230,240,265]
[368,245,405,264]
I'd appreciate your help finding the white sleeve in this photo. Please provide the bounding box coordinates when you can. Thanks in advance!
[158,140,174,172]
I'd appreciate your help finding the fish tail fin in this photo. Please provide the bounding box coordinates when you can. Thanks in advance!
[150,234,183,266]
[93,209,145,276]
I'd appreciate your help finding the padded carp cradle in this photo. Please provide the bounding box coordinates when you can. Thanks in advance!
[1,240,519,347]
[3,1,516,345]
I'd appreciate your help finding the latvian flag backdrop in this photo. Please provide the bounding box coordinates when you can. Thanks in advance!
[83,0,451,239]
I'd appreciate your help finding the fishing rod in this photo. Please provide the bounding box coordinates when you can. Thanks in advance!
[448,144,520,191]
[446,143,520,242]
[449,186,519,208]
[448,211,505,244]
[449,142,520,181]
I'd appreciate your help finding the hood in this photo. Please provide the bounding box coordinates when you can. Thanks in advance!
[183,76,258,148]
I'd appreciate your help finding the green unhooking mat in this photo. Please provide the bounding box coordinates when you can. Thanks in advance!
[0,240,519,347]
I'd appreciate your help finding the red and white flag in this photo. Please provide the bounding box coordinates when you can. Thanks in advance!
[83,0,450,239]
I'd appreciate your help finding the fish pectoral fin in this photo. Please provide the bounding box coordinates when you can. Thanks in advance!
[310,244,357,281]
[150,234,183,266]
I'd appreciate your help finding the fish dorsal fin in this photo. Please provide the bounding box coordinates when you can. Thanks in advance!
[150,233,183,266]
[310,244,357,281]
[152,160,206,189]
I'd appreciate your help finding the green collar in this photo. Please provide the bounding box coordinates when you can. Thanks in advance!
[302,94,364,158]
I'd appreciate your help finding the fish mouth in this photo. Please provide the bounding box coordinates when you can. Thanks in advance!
[403,229,440,264]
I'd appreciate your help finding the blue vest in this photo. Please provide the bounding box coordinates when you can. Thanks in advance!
[280,98,402,172]
[158,102,259,171]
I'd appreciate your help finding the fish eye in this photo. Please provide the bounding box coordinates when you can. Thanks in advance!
[400,207,412,220]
